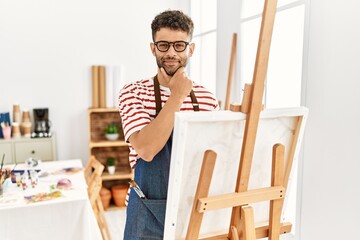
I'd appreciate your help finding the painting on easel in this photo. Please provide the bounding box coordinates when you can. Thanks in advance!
[164,108,308,239]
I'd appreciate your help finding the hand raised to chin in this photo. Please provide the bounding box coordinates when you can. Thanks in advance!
[160,67,193,101]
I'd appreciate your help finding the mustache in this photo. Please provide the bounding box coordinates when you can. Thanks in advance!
[161,56,180,61]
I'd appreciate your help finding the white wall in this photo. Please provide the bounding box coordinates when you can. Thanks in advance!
[0,0,189,164]
[300,0,360,239]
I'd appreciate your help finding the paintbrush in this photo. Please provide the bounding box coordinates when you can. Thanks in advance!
[10,163,17,174]
[0,154,5,180]
[129,180,146,199]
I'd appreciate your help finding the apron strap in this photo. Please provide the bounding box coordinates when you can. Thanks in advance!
[154,75,162,116]
[153,75,199,116]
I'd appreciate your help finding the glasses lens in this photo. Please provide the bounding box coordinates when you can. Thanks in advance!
[174,42,187,51]
[157,42,170,52]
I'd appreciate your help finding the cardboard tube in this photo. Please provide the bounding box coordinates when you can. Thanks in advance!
[92,66,100,108]
[22,110,31,122]
[98,65,106,108]
[13,104,21,123]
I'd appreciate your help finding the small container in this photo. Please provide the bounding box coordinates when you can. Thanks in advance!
[21,173,28,190]
[29,170,38,188]
[15,173,21,187]
[105,133,119,141]
[11,122,21,138]
[2,126,11,140]
[21,122,32,138]
[22,109,31,122]
[111,184,129,207]
[13,104,21,123]
[100,187,112,209]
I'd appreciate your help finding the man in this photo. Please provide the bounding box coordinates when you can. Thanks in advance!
[118,10,219,239]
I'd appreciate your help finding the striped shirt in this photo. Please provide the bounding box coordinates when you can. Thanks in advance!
[118,77,219,169]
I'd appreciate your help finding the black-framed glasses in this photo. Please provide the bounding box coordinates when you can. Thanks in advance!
[154,41,190,52]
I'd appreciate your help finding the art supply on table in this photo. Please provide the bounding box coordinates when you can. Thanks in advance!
[56,178,72,189]
[15,173,21,187]
[21,172,29,190]
[129,180,146,199]
[0,154,5,178]
[1,154,12,195]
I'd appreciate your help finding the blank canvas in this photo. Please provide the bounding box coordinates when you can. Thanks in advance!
[164,107,308,239]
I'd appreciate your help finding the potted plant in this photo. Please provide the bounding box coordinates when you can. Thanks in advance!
[106,157,116,175]
[104,124,119,140]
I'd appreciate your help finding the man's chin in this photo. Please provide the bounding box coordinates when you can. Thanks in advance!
[162,66,178,76]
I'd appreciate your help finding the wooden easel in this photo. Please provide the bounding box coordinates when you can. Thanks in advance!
[185,0,301,239]
[224,33,237,110]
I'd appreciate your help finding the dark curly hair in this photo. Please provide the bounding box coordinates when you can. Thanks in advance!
[151,10,194,41]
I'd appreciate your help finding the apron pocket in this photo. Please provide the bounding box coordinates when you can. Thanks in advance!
[136,199,166,239]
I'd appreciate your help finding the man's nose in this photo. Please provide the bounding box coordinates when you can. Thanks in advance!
[165,44,177,55]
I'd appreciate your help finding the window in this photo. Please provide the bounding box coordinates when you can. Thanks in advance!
[189,0,217,94]
[239,0,305,108]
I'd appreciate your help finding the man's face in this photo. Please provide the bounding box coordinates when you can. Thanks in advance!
[151,28,194,76]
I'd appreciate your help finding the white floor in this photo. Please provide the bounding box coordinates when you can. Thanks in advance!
[105,209,126,240]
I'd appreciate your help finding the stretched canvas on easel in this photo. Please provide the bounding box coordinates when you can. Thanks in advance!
[164,107,308,239]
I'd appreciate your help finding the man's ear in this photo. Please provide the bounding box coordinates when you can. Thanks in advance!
[150,43,156,56]
[188,43,195,56]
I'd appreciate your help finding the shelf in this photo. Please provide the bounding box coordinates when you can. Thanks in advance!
[88,108,118,113]
[90,140,128,148]
[102,170,134,181]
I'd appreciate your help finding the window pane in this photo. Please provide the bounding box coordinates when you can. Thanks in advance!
[190,0,217,94]
[190,32,217,93]
[191,0,217,35]
[239,18,262,86]
[266,5,304,108]
[240,4,304,108]
[242,0,301,19]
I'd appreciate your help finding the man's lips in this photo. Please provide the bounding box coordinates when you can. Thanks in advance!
[163,60,179,67]
[163,59,179,63]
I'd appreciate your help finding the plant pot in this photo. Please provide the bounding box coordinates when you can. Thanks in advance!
[107,166,115,175]
[105,133,119,141]
[100,187,112,210]
[111,184,129,207]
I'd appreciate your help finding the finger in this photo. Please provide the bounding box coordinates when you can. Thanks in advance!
[173,67,185,77]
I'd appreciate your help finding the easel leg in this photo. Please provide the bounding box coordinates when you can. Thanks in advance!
[230,226,240,240]
[269,144,285,240]
[96,197,112,240]
[239,206,256,240]
[186,150,217,240]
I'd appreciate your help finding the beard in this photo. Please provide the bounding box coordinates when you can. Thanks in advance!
[156,55,188,76]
